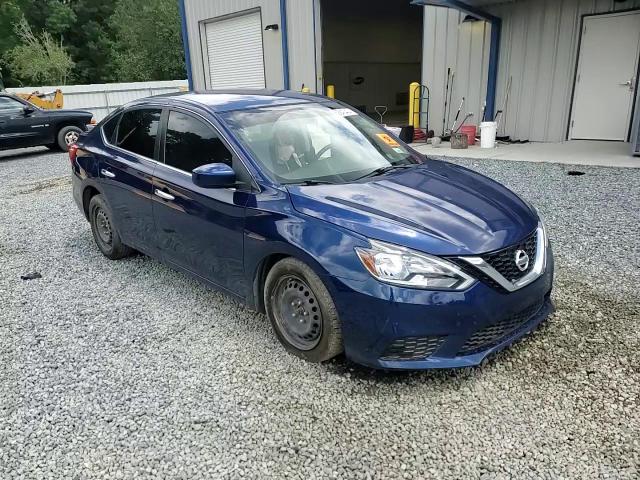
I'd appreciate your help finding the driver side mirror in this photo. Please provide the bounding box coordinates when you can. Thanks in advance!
[23,106,35,116]
[192,163,236,188]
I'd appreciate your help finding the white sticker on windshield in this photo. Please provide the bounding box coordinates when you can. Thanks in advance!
[332,108,358,117]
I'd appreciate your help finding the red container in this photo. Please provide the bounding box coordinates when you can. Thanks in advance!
[459,125,477,146]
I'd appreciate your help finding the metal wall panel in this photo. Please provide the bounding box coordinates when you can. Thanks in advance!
[286,0,319,92]
[422,8,491,136]
[183,0,283,90]
[422,0,640,142]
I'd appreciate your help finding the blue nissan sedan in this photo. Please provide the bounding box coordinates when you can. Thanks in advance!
[71,90,554,370]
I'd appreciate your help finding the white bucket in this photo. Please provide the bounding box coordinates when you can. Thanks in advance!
[480,121,497,149]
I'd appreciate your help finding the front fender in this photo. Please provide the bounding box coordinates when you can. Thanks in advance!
[243,192,373,309]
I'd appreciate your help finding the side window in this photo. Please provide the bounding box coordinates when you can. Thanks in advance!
[164,110,233,173]
[115,108,161,158]
[0,97,25,113]
[102,113,121,144]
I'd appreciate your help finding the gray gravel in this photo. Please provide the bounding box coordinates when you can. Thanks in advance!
[1,148,639,479]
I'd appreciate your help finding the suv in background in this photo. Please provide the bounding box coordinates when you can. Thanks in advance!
[0,92,94,151]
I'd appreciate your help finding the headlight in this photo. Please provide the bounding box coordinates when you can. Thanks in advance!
[355,240,476,290]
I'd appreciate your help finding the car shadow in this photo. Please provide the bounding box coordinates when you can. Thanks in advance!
[324,353,479,385]
[0,147,51,162]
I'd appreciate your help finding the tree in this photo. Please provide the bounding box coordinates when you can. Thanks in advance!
[5,16,74,85]
[0,0,24,87]
[66,1,117,84]
[110,0,186,82]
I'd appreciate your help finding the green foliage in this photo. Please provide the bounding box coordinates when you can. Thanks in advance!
[4,16,75,85]
[45,1,77,36]
[0,0,185,87]
[110,0,186,82]
[66,1,117,84]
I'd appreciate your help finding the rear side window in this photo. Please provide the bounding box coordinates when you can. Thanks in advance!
[101,113,121,143]
[164,110,233,172]
[115,108,161,158]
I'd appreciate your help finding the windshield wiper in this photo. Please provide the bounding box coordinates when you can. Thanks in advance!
[288,179,337,186]
[355,164,415,181]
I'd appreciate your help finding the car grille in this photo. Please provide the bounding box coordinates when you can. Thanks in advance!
[457,299,544,355]
[482,230,537,281]
[448,229,538,292]
[381,336,444,361]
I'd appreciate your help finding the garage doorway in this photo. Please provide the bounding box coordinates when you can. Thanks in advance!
[319,0,423,126]
[569,11,640,141]
[202,10,266,89]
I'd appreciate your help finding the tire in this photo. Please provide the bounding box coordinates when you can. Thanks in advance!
[264,257,343,363]
[56,125,82,151]
[88,194,132,260]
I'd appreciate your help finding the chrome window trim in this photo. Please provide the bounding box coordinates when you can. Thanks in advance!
[458,224,547,293]
[100,103,259,189]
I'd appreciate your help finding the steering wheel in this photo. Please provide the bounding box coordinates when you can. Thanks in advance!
[314,144,331,162]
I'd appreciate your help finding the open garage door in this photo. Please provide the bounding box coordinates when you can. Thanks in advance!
[204,10,266,89]
[320,0,423,126]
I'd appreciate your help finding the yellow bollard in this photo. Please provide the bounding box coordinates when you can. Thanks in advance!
[326,84,335,99]
[409,82,420,129]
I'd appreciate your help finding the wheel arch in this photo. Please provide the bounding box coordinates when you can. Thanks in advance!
[82,184,102,220]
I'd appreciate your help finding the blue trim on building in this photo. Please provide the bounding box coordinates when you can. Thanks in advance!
[280,0,291,89]
[412,0,501,119]
[178,0,194,90]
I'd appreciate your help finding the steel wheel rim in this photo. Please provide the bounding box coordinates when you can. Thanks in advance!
[95,208,113,245]
[271,274,323,351]
[64,130,79,145]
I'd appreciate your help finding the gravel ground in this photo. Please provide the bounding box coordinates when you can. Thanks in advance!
[1,147,639,479]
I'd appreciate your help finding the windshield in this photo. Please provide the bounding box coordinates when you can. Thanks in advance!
[221,103,422,184]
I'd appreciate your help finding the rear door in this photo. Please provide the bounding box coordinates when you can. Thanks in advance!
[152,108,250,296]
[0,96,51,148]
[97,107,160,253]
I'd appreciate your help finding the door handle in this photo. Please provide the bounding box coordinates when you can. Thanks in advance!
[154,189,175,201]
[619,80,632,86]
[100,169,115,178]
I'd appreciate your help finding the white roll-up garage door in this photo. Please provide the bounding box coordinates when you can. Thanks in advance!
[205,11,266,89]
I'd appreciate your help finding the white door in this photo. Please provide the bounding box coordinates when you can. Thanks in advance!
[570,11,640,141]
[204,11,266,89]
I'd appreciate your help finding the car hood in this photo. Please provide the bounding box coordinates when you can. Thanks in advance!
[286,161,538,256]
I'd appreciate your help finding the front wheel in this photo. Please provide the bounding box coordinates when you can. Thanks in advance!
[264,258,343,363]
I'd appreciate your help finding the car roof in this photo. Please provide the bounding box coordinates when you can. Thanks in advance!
[129,89,330,113]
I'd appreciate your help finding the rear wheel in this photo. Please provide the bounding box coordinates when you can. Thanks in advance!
[89,194,132,260]
[56,125,82,151]
[264,257,343,362]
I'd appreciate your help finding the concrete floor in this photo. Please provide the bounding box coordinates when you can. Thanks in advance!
[412,140,640,168]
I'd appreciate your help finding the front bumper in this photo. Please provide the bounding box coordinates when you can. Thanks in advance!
[325,247,555,370]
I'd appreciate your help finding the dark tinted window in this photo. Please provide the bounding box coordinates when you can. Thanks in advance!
[102,113,121,143]
[0,96,25,112]
[164,111,232,172]
[115,108,161,158]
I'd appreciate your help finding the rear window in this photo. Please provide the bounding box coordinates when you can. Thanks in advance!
[101,113,120,143]
[114,108,161,159]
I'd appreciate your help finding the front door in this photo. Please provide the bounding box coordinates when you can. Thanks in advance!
[152,109,249,296]
[570,11,640,141]
[0,97,51,149]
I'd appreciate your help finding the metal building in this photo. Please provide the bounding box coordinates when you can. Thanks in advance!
[179,0,640,152]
